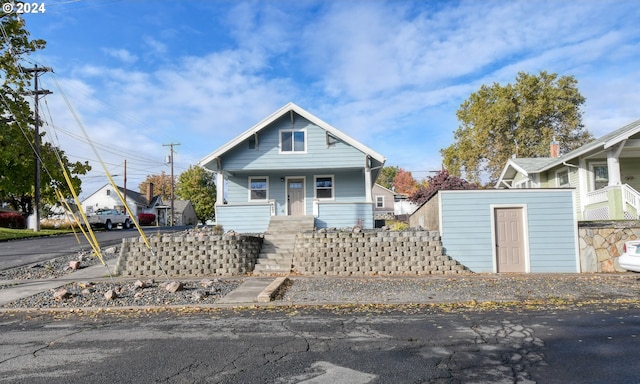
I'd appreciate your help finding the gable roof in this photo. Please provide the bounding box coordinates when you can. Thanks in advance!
[81,183,157,207]
[173,200,193,214]
[497,118,640,186]
[373,183,396,195]
[198,102,386,169]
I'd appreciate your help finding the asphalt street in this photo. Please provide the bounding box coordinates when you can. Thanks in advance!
[0,227,187,270]
[1,304,639,383]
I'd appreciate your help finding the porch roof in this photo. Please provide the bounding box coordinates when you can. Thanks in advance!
[497,118,640,186]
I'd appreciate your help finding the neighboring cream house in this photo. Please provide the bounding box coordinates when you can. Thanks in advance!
[496,119,640,220]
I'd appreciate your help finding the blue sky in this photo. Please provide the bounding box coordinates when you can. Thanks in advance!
[20,0,640,197]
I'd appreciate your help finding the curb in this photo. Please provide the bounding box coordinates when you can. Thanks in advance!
[257,276,287,303]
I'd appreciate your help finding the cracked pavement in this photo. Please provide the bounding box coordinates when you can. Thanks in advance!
[1,304,639,383]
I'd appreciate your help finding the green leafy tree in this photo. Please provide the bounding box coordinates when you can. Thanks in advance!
[441,71,593,185]
[377,166,399,190]
[0,14,91,215]
[175,165,216,225]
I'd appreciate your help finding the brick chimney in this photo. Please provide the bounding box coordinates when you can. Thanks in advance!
[146,182,154,204]
[550,138,560,158]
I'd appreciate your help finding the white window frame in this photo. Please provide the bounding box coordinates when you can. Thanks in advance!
[248,176,269,201]
[314,175,334,200]
[279,129,307,153]
[590,162,609,191]
[556,168,570,187]
[375,195,385,208]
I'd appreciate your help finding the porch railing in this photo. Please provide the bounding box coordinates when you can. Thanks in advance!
[585,187,609,205]
[623,184,640,211]
[584,184,640,220]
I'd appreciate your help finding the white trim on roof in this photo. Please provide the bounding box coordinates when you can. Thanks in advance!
[198,102,386,169]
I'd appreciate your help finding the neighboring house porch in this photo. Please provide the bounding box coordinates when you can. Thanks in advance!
[496,119,640,220]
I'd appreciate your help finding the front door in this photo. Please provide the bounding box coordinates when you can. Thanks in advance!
[495,207,526,273]
[287,178,305,216]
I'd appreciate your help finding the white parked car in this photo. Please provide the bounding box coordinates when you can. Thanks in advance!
[618,240,640,272]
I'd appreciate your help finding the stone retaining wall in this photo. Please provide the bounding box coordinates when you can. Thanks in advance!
[292,230,469,275]
[115,233,263,277]
[578,221,640,272]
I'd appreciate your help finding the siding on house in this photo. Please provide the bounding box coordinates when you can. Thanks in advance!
[436,189,578,273]
[314,202,373,228]
[221,115,366,171]
[372,184,396,217]
[216,204,272,233]
[226,170,365,215]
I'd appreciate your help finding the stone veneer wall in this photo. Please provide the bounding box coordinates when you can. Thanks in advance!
[115,233,263,277]
[292,230,469,275]
[578,221,640,273]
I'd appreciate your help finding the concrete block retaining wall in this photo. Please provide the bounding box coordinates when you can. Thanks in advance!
[292,230,469,275]
[578,221,640,273]
[115,233,263,277]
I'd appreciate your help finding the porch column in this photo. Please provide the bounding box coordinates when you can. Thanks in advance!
[364,156,372,203]
[607,141,625,186]
[216,172,224,205]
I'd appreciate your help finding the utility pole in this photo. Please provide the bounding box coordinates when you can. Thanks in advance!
[22,65,52,232]
[163,143,180,226]
[123,160,127,214]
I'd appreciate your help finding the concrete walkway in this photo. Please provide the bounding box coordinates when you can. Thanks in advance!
[0,259,284,306]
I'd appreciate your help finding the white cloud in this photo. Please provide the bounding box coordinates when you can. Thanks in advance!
[102,48,138,64]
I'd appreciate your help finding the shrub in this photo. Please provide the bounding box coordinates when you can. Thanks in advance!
[0,212,26,229]
[138,213,156,226]
[40,219,79,230]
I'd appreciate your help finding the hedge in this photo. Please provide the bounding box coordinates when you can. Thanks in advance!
[137,213,156,226]
[0,212,26,229]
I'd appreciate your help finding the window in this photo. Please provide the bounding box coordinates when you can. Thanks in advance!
[249,177,268,201]
[106,189,111,196]
[376,196,384,208]
[280,130,306,153]
[315,176,333,199]
[592,164,608,190]
[248,137,256,150]
[556,169,570,187]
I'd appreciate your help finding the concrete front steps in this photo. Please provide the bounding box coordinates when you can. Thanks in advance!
[253,216,315,275]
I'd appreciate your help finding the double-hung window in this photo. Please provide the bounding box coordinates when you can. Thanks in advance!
[591,163,608,190]
[249,177,268,201]
[315,176,333,199]
[280,130,306,153]
[556,169,570,187]
[376,196,385,208]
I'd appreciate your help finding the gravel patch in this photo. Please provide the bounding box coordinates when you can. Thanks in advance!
[3,278,244,309]
[276,275,640,304]
[0,250,118,283]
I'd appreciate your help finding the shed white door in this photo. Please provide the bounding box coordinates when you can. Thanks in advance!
[287,179,305,216]
[495,208,526,273]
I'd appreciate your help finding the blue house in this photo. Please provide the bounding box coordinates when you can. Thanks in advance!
[198,103,386,233]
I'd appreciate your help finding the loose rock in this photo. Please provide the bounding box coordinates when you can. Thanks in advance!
[69,261,81,270]
[104,290,118,300]
[166,281,184,293]
[53,288,71,300]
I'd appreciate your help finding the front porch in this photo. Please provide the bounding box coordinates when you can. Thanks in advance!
[584,184,640,220]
